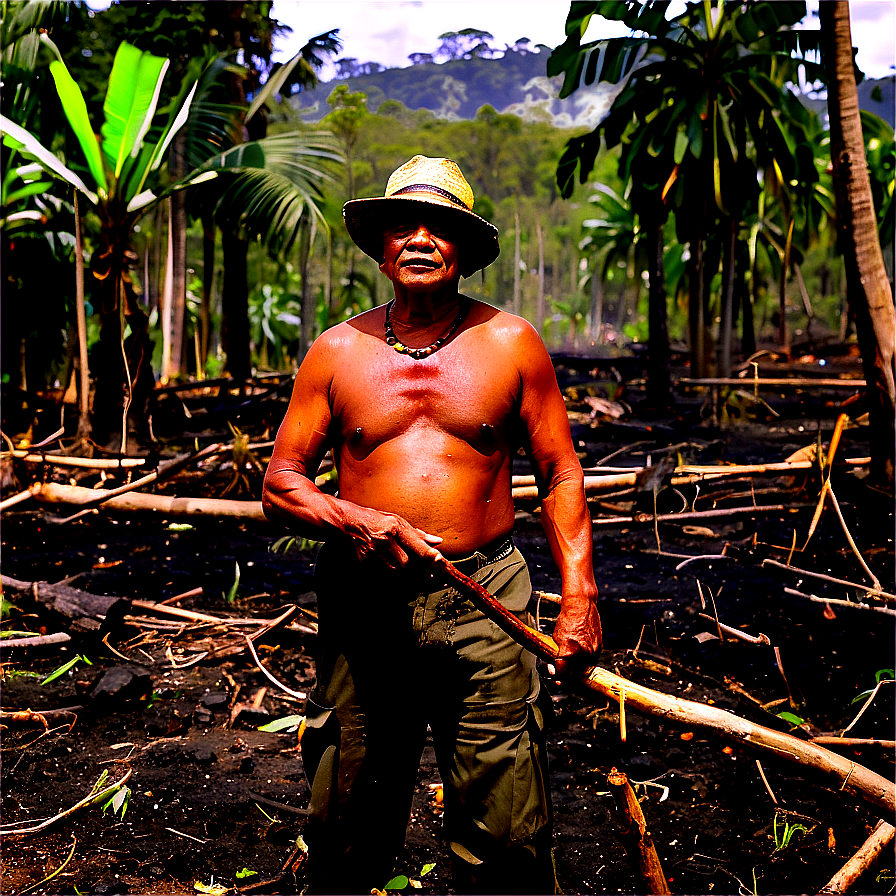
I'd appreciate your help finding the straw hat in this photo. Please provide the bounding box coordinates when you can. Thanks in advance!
[343,155,500,278]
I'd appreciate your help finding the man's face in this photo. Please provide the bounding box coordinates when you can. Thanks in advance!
[379,210,462,293]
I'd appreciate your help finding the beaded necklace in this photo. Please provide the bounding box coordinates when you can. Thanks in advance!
[384,298,467,360]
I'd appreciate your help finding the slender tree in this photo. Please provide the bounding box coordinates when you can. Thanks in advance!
[820,1,895,487]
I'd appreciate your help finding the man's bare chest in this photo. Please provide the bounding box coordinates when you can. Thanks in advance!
[329,347,519,450]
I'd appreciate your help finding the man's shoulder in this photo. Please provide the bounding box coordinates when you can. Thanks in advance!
[468,300,538,337]
[314,306,383,351]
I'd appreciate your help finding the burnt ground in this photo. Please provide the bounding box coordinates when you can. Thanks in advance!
[2,357,895,896]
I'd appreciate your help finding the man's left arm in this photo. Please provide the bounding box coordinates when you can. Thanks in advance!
[516,323,602,673]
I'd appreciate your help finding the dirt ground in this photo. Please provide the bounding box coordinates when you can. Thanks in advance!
[2,356,894,896]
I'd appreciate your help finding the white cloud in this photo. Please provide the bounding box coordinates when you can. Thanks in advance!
[272,0,896,79]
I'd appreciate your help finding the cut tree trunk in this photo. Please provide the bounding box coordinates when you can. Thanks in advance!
[1,575,128,634]
[607,768,671,895]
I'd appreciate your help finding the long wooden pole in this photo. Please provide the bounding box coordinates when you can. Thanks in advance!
[437,560,896,818]
[818,819,896,895]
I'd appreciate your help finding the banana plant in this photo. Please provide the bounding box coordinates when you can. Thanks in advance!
[1,35,339,448]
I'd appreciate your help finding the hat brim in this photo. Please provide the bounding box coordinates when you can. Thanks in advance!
[343,194,500,278]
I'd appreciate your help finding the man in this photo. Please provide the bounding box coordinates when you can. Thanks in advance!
[263,155,601,894]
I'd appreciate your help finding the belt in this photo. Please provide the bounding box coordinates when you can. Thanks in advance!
[450,536,515,576]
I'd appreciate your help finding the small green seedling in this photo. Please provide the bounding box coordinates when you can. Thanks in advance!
[851,668,895,704]
[101,785,131,819]
[381,862,436,892]
[773,812,808,851]
[235,868,257,879]
[223,562,240,604]
[41,654,92,685]
[775,710,806,729]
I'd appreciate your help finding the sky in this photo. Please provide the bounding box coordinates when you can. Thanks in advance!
[270,0,896,80]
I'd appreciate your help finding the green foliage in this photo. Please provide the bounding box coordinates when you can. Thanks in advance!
[257,714,305,732]
[271,535,320,554]
[772,811,808,851]
[41,654,91,685]
[101,783,131,819]
[851,668,895,704]
[223,561,240,604]
[775,710,806,728]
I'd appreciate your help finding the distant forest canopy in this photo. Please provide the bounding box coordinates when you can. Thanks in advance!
[287,27,895,128]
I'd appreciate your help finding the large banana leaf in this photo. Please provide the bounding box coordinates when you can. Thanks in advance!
[101,41,169,179]
[39,33,107,194]
[0,114,98,203]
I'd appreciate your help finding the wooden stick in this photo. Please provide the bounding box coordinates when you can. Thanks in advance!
[818,819,896,894]
[680,377,866,388]
[437,560,896,817]
[810,738,896,749]
[589,504,803,527]
[606,768,671,895]
[510,455,869,492]
[0,482,41,511]
[762,559,895,602]
[1,632,71,649]
[2,451,148,469]
[130,599,263,626]
[697,613,771,645]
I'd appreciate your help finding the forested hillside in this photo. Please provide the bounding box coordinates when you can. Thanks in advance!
[289,40,618,127]
[289,39,895,129]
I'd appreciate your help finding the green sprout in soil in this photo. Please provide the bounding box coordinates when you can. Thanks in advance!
[41,654,92,685]
[772,812,808,852]
[223,561,240,604]
[377,862,436,893]
[851,668,895,704]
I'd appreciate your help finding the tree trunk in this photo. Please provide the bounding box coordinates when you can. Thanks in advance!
[161,192,187,381]
[589,266,603,345]
[201,214,215,373]
[513,203,521,316]
[536,221,545,337]
[645,214,671,409]
[688,236,706,377]
[719,216,737,376]
[221,230,251,380]
[73,192,92,443]
[821,0,895,488]
[299,223,315,359]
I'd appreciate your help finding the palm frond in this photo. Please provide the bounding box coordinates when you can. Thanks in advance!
[191,167,323,255]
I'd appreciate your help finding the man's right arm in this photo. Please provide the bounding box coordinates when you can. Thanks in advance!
[262,330,444,567]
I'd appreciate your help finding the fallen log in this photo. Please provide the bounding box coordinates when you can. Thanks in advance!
[607,768,671,895]
[509,456,871,498]
[680,376,866,388]
[437,560,896,818]
[1,632,71,649]
[1,575,128,634]
[818,819,896,894]
[3,451,148,469]
[30,482,267,521]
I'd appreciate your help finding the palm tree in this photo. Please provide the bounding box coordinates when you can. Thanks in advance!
[1,36,339,449]
[548,1,824,378]
[819,1,895,488]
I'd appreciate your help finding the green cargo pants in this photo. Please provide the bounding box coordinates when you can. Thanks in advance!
[302,540,556,895]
